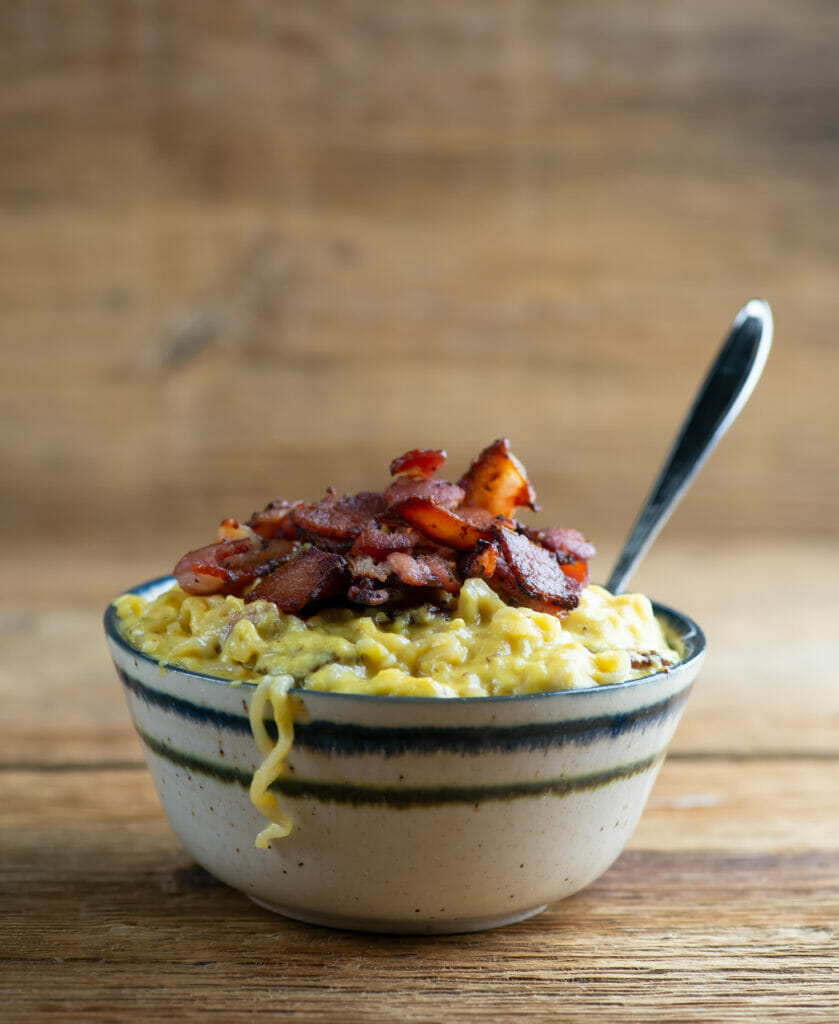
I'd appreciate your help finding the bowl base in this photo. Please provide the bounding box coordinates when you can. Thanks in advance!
[248,896,548,935]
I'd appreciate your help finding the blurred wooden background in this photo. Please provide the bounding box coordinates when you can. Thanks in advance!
[2,0,837,575]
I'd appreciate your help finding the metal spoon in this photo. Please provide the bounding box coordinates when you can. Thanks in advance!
[606,299,773,594]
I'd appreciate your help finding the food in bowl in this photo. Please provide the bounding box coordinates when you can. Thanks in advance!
[107,440,701,932]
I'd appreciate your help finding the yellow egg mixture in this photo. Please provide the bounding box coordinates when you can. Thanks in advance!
[116,578,678,697]
[116,579,679,846]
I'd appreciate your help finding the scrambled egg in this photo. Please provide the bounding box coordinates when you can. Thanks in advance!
[115,578,678,697]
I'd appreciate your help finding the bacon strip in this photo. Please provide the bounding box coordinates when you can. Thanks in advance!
[460,540,499,581]
[491,528,581,613]
[350,522,419,559]
[346,554,391,582]
[291,491,386,547]
[247,501,303,541]
[175,538,251,595]
[383,477,465,510]
[246,549,348,613]
[385,552,460,594]
[532,527,596,562]
[558,559,590,587]
[389,448,447,479]
[173,440,594,617]
[386,497,494,551]
[175,537,296,596]
[348,583,393,606]
[458,438,538,518]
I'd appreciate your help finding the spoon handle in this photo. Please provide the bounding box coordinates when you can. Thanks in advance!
[606,299,773,594]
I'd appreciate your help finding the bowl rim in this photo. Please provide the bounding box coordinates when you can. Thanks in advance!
[104,575,705,704]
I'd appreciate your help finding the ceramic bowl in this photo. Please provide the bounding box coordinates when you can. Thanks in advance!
[104,576,705,934]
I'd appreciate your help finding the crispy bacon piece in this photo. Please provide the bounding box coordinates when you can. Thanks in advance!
[349,549,459,596]
[346,553,391,582]
[458,438,538,518]
[175,537,296,596]
[386,497,494,551]
[491,528,580,613]
[459,539,499,581]
[350,522,418,559]
[247,500,303,541]
[532,527,596,562]
[175,538,252,595]
[291,491,386,548]
[389,448,447,479]
[246,548,348,613]
[558,559,590,587]
[385,552,460,594]
[457,505,516,534]
[348,582,393,606]
[383,477,465,510]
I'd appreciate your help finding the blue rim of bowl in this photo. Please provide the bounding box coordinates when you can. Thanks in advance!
[104,575,706,704]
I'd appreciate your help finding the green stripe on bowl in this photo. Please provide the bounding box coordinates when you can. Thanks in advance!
[135,725,664,808]
[121,668,690,755]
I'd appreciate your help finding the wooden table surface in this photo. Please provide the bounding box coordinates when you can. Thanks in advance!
[3,542,838,1021]
[2,2,838,1020]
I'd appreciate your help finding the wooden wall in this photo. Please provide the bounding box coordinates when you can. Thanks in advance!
[2,1,837,588]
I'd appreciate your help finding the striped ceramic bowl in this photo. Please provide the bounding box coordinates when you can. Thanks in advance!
[105,576,705,934]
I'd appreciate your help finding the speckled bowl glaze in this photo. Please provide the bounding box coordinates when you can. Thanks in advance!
[105,576,705,934]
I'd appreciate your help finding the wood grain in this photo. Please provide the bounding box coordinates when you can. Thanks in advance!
[2,1,838,1018]
[4,854,838,1023]
[1,765,838,1022]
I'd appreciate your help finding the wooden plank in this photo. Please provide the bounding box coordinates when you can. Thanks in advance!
[2,856,837,1023]
[1,765,837,1022]
[635,758,839,853]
